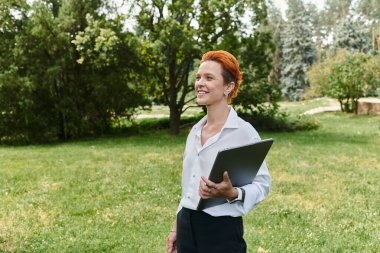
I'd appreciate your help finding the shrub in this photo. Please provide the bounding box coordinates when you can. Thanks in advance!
[305,51,346,99]
[306,50,380,113]
[239,111,320,132]
[114,110,318,134]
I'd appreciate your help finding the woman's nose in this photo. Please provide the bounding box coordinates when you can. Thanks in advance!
[196,82,204,90]
[196,77,205,86]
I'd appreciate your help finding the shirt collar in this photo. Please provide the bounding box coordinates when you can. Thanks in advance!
[223,106,239,129]
[193,106,239,137]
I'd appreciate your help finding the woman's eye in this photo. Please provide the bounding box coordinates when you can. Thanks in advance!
[195,76,201,81]
[207,76,213,81]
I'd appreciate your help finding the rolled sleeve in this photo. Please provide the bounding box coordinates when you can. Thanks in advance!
[239,161,271,215]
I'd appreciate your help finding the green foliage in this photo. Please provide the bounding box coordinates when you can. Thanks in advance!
[1,0,288,142]
[266,1,283,86]
[307,50,380,112]
[333,15,371,52]
[306,51,347,99]
[0,66,32,144]
[328,53,375,113]
[280,0,316,100]
[71,12,151,124]
[239,110,320,132]
[130,115,204,133]
[234,25,279,119]
[135,0,277,135]
[363,55,380,94]
[357,0,380,52]
[119,110,318,134]
[320,0,353,32]
[233,80,281,117]
[0,0,148,143]
[73,14,122,68]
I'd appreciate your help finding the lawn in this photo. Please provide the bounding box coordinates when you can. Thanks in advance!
[0,108,379,252]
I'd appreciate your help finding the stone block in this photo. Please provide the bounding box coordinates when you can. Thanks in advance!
[357,98,380,116]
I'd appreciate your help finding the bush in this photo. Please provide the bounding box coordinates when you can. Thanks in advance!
[113,110,319,134]
[306,50,380,112]
[233,80,281,116]
[305,51,346,99]
[239,111,320,132]
[111,114,205,135]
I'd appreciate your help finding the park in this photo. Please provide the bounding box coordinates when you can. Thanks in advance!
[1,99,379,252]
[1,0,380,252]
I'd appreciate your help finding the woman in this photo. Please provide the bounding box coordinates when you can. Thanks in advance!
[166,50,271,253]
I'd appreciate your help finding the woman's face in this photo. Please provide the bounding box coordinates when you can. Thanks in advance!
[195,60,230,107]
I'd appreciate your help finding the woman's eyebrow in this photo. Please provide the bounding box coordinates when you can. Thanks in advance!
[197,72,215,76]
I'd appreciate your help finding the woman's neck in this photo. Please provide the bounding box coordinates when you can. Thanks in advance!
[205,103,230,127]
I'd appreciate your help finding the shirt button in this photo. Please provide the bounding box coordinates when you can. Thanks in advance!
[187,196,191,199]
[192,174,195,178]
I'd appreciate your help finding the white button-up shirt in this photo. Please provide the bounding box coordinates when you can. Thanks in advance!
[178,107,271,217]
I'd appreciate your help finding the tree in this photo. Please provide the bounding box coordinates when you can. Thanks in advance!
[72,13,150,126]
[307,3,325,62]
[266,1,284,86]
[0,0,147,143]
[362,54,380,94]
[0,0,28,71]
[0,0,30,142]
[356,0,380,52]
[307,50,380,112]
[234,5,279,116]
[10,0,109,141]
[0,67,32,142]
[333,15,371,53]
[328,52,369,113]
[280,0,316,100]
[320,0,353,33]
[306,50,346,99]
[134,0,273,135]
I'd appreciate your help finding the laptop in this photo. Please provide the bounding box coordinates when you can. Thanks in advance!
[197,138,274,210]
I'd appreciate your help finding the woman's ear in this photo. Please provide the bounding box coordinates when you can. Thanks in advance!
[225,82,235,95]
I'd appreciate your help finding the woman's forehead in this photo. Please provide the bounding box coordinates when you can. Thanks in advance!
[197,61,223,74]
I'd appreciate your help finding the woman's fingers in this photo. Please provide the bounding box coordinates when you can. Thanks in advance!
[199,181,213,198]
[199,172,235,199]
[201,176,216,189]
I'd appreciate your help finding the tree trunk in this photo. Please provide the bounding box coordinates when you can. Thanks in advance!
[353,98,359,115]
[372,30,375,52]
[168,48,181,135]
[316,35,322,62]
[169,106,181,135]
[59,110,68,140]
[53,77,68,140]
[338,99,344,112]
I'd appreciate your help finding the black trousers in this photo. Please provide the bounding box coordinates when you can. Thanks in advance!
[176,208,247,253]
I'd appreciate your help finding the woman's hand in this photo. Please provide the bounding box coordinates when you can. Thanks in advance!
[199,171,238,200]
[166,230,177,253]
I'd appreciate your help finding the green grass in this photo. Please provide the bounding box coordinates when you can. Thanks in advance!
[1,111,379,252]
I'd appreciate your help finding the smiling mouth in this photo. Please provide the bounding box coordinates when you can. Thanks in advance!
[197,91,208,95]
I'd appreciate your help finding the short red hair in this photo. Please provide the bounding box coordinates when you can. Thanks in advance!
[201,50,243,103]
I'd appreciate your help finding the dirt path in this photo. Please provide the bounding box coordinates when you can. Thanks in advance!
[302,105,340,115]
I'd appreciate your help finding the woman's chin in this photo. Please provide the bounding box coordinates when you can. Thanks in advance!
[196,98,207,105]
